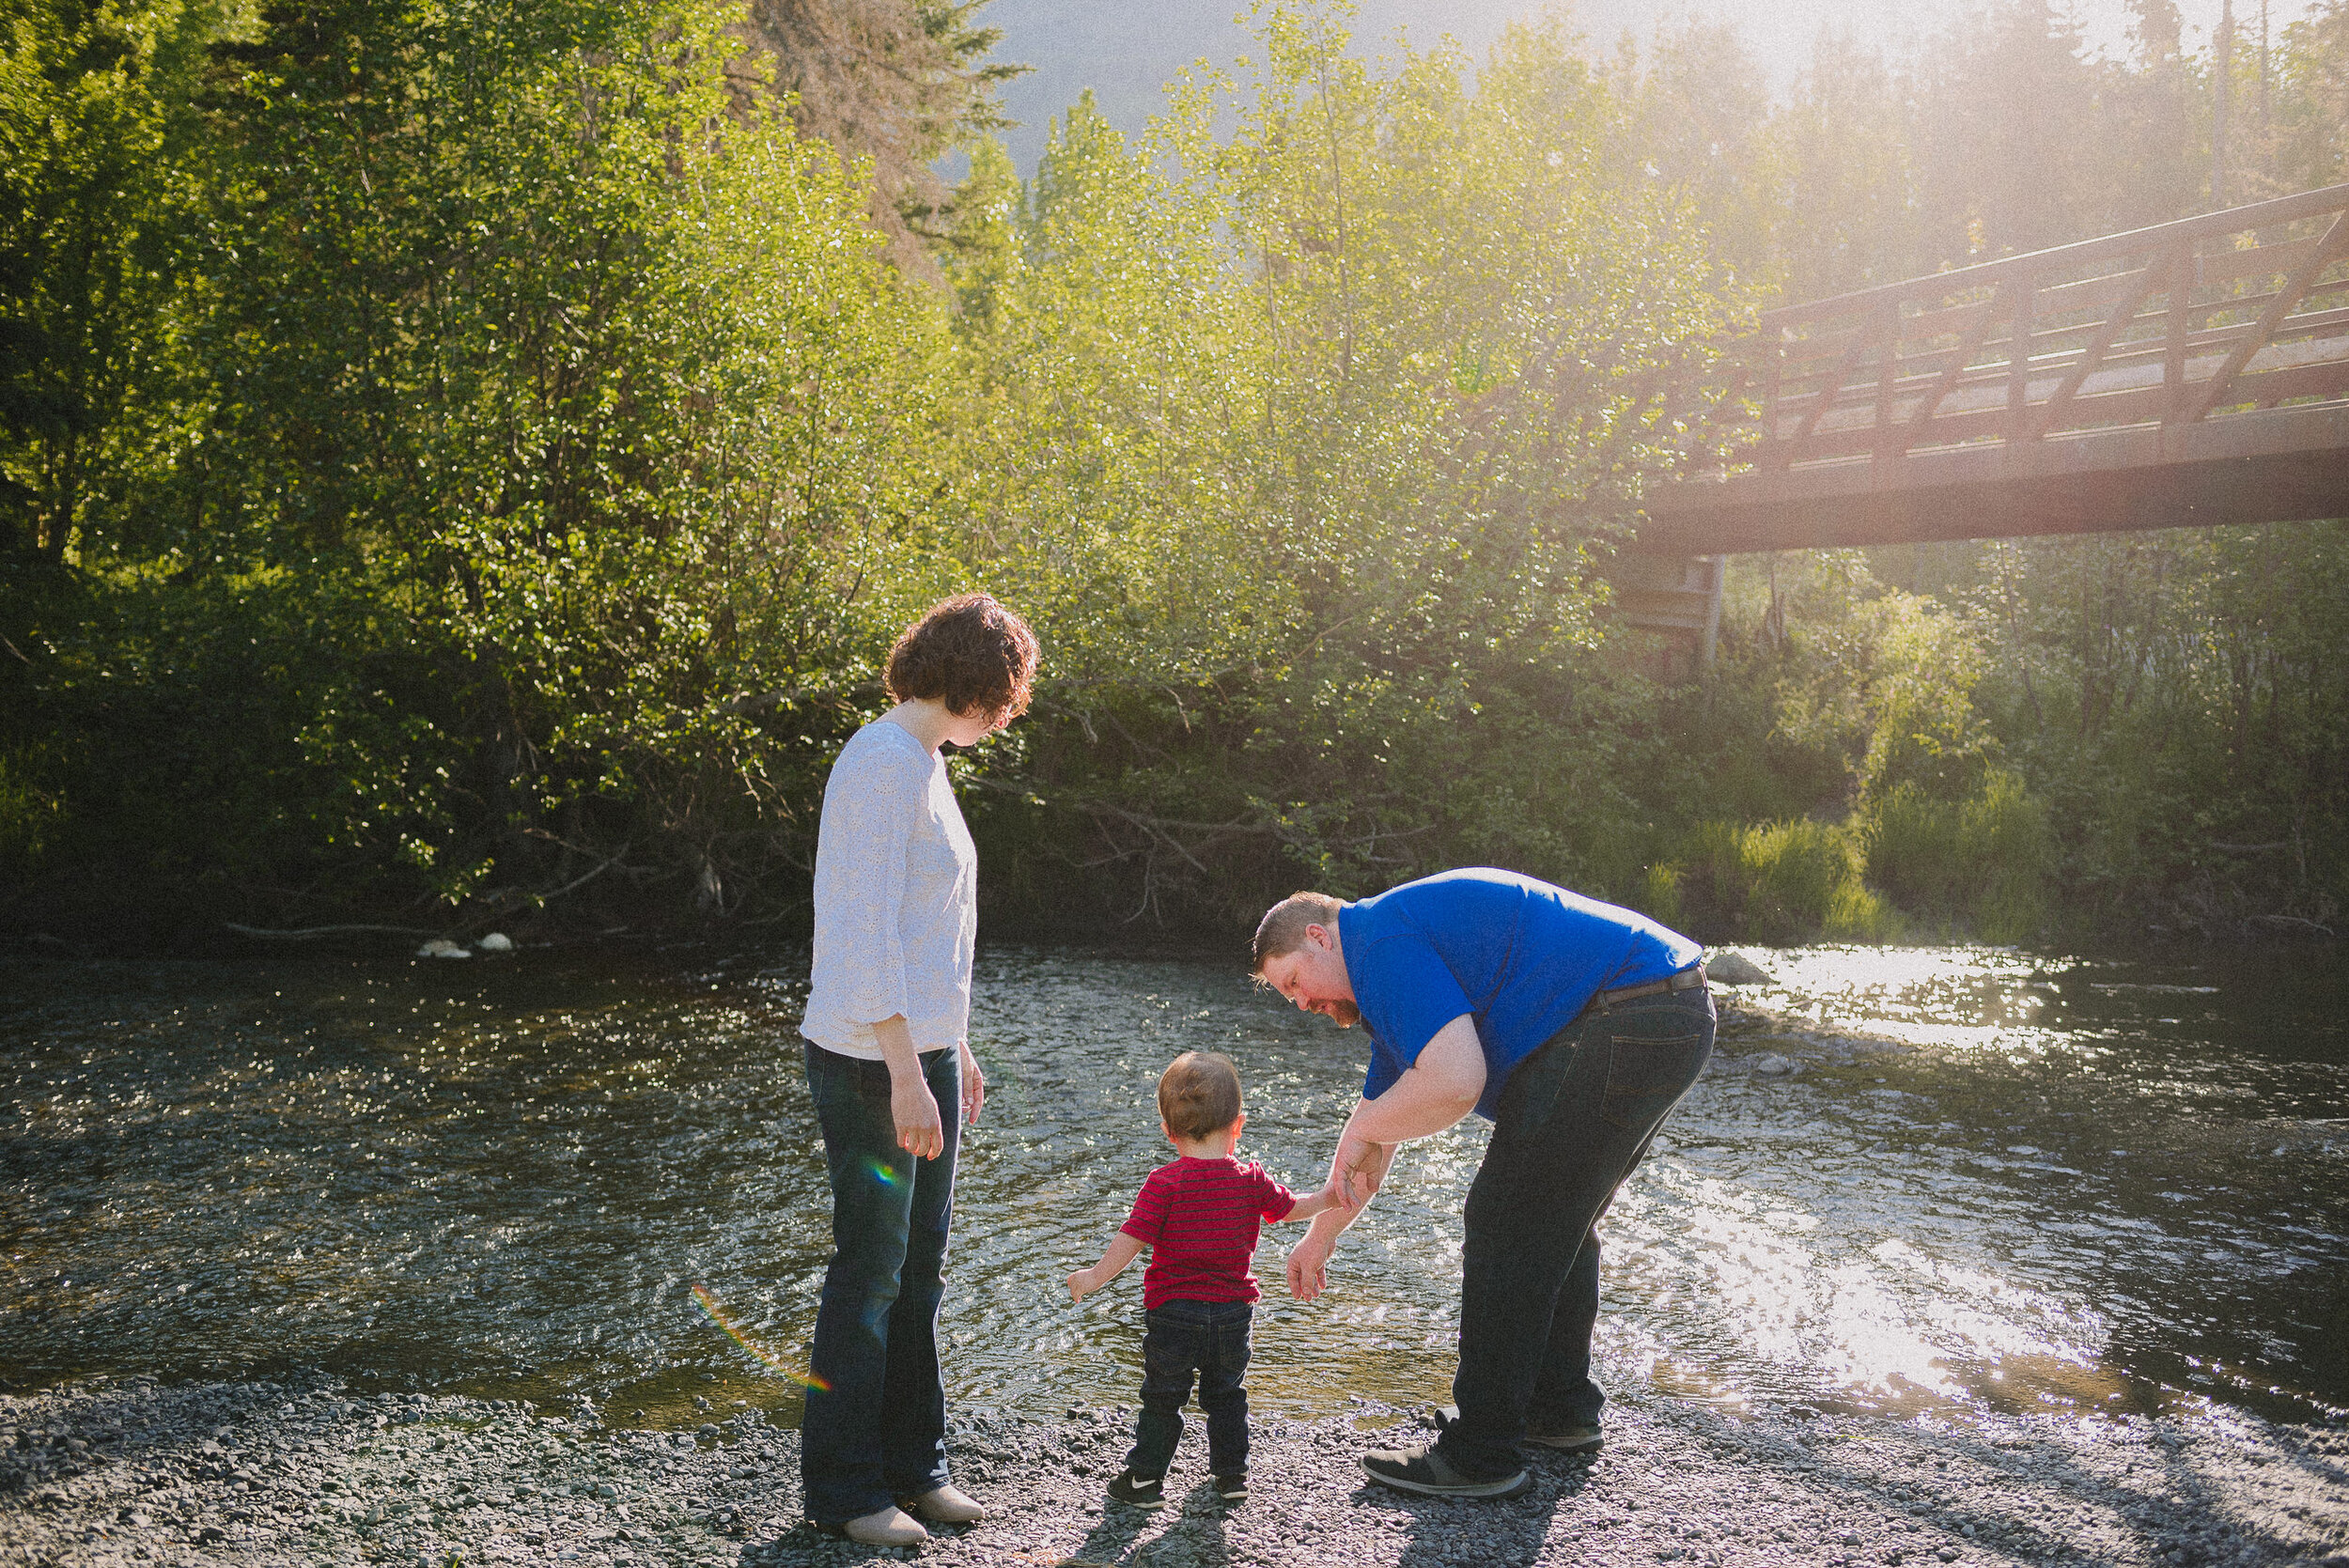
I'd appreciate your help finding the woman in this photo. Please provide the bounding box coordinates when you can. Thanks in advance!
[797,592,1038,1546]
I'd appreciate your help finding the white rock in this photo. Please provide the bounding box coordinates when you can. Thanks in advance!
[1703,949,1773,986]
[474,932,515,953]
[416,939,470,959]
[1751,1053,1796,1077]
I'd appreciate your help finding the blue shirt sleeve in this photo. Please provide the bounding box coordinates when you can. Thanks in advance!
[1352,930,1473,1103]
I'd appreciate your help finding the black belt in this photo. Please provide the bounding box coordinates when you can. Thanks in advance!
[1586,962,1707,1014]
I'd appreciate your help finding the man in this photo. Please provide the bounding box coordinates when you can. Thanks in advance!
[1253,867,1713,1499]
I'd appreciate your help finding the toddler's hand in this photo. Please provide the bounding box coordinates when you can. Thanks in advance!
[1066,1268,1092,1303]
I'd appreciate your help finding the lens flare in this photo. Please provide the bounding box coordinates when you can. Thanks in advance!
[864,1157,904,1188]
[690,1282,829,1391]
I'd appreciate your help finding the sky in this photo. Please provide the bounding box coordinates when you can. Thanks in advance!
[979,0,2324,172]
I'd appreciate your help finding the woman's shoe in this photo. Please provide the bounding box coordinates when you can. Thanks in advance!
[900,1483,986,1525]
[840,1505,930,1545]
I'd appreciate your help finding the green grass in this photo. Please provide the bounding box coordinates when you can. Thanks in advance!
[1640,816,1899,944]
[1861,770,2051,943]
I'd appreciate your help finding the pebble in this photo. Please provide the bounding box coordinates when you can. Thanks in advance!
[2,1376,2344,1567]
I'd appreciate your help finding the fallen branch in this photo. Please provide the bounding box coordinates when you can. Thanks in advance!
[2251,913,2335,937]
[534,841,633,901]
[715,679,882,717]
[226,923,438,940]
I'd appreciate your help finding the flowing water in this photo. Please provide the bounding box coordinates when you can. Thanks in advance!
[3,942,2343,1435]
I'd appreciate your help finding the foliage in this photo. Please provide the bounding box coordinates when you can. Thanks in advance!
[938,8,1752,926]
[0,0,216,561]
[1641,816,1894,946]
[1862,772,2051,945]
[5,0,2348,950]
[6,0,953,936]
[745,0,1024,271]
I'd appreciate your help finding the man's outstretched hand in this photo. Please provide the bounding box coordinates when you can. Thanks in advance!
[1332,1133,1393,1210]
[1286,1220,1338,1302]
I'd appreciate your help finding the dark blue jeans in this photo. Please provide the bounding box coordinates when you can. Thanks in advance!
[1124,1297,1253,1479]
[800,1042,959,1525]
[1434,986,1716,1480]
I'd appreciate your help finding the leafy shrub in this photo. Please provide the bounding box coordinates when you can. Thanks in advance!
[1861,770,2050,942]
[1650,816,1894,944]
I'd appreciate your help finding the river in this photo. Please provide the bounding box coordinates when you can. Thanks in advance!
[3,942,2342,1437]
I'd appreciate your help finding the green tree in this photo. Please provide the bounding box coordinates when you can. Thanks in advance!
[0,0,215,561]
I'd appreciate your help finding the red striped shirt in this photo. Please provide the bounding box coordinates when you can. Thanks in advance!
[1120,1157,1297,1310]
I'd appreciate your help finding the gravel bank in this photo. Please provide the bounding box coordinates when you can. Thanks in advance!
[4,1376,2343,1567]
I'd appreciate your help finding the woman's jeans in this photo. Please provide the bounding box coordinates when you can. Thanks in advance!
[1124,1297,1253,1479]
[800,1042,959,1525]
[1433,986,1716,1480]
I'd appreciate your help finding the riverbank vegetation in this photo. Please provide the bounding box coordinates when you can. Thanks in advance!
[3,0,2345,949]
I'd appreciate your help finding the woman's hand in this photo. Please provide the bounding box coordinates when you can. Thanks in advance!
[872,1015,943,1159]
[891,1071,945,1160]
[958,1041,986,1126]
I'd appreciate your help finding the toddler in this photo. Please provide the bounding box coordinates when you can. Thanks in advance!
[1066,1050,1341,1508]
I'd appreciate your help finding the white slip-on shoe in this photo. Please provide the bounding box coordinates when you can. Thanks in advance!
[840,1505,929,1545]
[901,1483,986,1525]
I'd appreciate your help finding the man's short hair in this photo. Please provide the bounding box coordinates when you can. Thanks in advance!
[1158,1051,1243,1141]
[1250,891,1343,974]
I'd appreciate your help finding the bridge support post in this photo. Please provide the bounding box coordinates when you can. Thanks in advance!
[1606,553,1724,681]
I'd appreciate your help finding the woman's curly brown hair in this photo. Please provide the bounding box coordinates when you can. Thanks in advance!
[883,593,1040,722]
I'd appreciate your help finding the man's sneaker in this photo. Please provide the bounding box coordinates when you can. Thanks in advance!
[1431,1403,1602,1454]
[1360,1443,1531,1500]
[1211,1472,1248,1504]
[1524,1422,1603,1453]
[1106,1469,1165,1510]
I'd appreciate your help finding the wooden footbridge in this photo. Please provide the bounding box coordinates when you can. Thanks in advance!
[1616,182,2349,666]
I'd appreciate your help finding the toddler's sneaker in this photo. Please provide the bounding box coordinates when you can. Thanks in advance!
[1211,1472,1248,1503]
[1107,1469,1165,1510]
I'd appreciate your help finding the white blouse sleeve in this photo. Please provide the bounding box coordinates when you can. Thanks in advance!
[813,743,926,1024]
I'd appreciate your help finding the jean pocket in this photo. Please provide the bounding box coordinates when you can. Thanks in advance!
[1598,1032,1706,1131]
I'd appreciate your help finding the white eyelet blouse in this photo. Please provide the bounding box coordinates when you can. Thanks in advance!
[800,717,977,1059]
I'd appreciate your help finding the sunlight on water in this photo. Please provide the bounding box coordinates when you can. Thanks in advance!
[1,941,2342,1432]
[1713,945,2090,1062]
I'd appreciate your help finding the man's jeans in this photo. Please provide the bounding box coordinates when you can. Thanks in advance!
[1434,986,1716,1480]
[800,1043,959,1525]
[1124,1298,1253,1479]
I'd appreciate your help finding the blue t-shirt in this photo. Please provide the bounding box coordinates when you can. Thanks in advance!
[1339,868,1702,1119]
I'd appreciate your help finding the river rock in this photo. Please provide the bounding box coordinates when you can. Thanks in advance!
[416,939,469,959]
[1704,949,1774,986]
[475,932,516,953]
[7,1375,2346,1568]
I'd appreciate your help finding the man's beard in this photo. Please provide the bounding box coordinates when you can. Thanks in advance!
[1324,999,1361,1028]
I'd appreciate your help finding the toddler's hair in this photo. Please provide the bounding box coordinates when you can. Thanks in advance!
[1158,1050,1243,1141]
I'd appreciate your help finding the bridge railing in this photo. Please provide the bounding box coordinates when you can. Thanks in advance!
[1714,183,2349,472]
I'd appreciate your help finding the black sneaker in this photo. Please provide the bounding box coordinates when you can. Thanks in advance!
[1432,1403,1601,1454]
[1210,1472,1248,1504]
[1106,1469,1165,1510]
[1360,1443,1531,1500]
[1524,1421,1602,1453]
